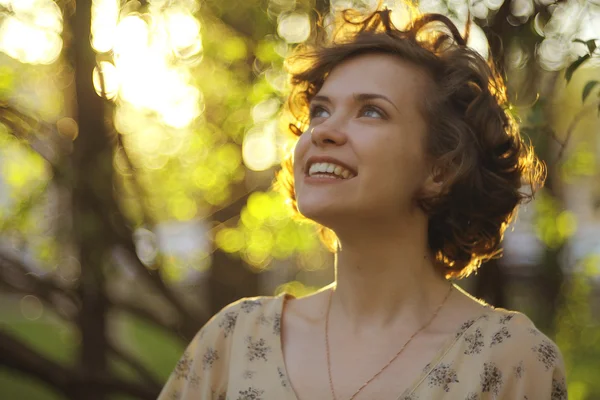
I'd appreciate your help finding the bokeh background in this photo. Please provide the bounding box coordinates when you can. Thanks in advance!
[0,0,599,399]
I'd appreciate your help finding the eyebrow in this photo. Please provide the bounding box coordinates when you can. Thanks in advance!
[311,93,399,111]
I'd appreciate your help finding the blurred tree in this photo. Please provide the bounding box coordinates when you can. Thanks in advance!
[0,0,332,398]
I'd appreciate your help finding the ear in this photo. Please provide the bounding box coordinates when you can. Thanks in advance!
[421,164,447,197]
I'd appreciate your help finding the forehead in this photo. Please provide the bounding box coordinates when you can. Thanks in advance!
[317,53,431,105]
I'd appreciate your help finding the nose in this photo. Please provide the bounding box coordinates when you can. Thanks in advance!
[310,123,348,147]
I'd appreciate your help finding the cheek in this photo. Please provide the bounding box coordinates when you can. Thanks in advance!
[293,135,309,170]
[363,142,427,194]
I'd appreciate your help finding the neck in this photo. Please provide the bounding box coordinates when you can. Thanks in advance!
[330,217,452,333]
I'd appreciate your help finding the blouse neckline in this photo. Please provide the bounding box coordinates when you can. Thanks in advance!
[272,290,491,400]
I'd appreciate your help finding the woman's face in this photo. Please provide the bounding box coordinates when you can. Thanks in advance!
[293,53,435,228]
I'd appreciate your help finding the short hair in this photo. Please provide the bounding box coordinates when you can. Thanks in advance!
[274,7,545,279]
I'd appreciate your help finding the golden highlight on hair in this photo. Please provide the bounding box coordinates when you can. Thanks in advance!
[273,5,546,279]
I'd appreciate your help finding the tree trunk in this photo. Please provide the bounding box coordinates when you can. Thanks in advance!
[70,1,111,398]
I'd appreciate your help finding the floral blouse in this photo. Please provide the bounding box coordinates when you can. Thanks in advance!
[158,292,567,400]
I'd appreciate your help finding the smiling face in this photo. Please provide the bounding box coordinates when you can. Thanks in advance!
[293,53,436,229]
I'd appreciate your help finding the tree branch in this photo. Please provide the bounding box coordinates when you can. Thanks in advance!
[0,280,76,322]
[111,244,202,339]
[0,104,67,169]
[0,248,80,318]
[0,328,70,390]
[107,295,183,336]
[556,99,600,160]
[0,182,50,233]
[206,189,255,223]
[107,341,162,392]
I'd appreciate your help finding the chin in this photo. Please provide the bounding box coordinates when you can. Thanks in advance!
[297,200,354,226]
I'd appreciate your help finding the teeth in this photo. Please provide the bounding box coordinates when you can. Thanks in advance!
[308,162,355,179]
[311,174,340,179]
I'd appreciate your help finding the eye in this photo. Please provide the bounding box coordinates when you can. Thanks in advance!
[309,104,330,120]
[360,105,386,119]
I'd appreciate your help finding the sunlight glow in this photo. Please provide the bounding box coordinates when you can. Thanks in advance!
[535,0,600,70]
[389,1,416,30]
[114,15,150,57]
[169,194,197,221]
[165,10,202,53]
[216,228,245,253]
[117,55,203,128]
[466,22,489,61]
[0,6,63,65]
[89,7,204,129]
[243,122,278,171]
[161,86,203,129]
[91,0,119,53]
[126,124,165,156]
[252,98,280,123]
[277,12,310,43]
[484,0,504,10]
[511,0,535,19]
[7,0,38,13]
[93,61,120,99]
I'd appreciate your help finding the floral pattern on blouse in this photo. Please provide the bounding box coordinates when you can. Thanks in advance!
[158,293,568,400]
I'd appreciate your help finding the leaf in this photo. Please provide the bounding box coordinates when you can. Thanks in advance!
[574,38,598,55]
[582,80,600,103]
[565,54,591,83]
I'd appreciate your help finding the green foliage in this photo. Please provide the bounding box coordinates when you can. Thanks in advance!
[534,190,577,249]
[582,78,600,117]
[2,306,77,366]
[555,257,600,400]
[0,369,65,400]
[0,65,15,98]
[560,142,598,182]
[582,80,599,103]
[255,39,282,63]
[573,39,597,56]
[565,54,591,83]
[115,313,186,383]
[0,303,75,400]
[215,191,322,270]
[0,126,49,197]
[567,38,600,114]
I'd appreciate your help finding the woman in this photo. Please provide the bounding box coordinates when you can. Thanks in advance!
[159,6,566,400]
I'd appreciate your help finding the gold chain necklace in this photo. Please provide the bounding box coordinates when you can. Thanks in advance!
[325,284,454,400]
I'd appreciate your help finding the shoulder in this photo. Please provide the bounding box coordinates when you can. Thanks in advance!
[159,296,283,400]
[436,306,567,398]
[455,307,567,398]
[461,307,563,365]
[167,296,284,383]
[199,294,285,341]
[481,308,561,359]
[158,295,285,399]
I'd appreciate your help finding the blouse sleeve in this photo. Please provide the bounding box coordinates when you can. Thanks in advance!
[498,321,568,400]
[158,302,241,400]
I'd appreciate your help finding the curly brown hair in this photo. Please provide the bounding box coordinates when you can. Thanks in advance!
[274,7,545,279]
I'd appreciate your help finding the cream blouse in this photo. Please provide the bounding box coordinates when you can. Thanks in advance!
[158,292,567,400]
